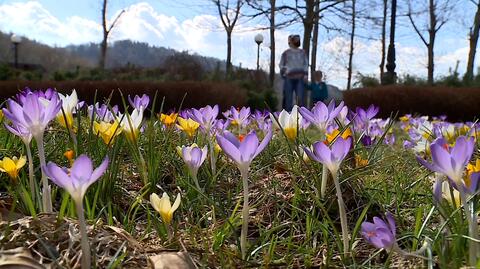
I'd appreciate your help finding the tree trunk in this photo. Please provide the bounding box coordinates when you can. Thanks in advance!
[226,30,232,77]
[347,0,356,90]
[269,0,276,85]
[100,0,108,69]
[379,0,387,83]
[302,0,315,67]
[310,0,320,77]
[428,0,436,85]
[466,1,480,81]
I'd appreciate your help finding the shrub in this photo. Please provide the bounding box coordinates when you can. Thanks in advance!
[163,52,205,81]
[0,64,14,81]
[0,80,247,112]
[354,73,380,88]
[343,85,480,121]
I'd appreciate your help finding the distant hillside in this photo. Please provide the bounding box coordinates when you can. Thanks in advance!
[0,31,93,72]
[65,40,225,72]
[0,31,225,73]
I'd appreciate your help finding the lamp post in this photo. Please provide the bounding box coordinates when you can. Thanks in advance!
[383,0,397,84]
[11,34,22,69]
[254,33,264,70]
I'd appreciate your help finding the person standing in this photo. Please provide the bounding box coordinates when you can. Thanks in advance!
[279,34,308,111]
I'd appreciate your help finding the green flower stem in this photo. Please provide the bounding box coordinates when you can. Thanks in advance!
[320,165,328,199]
[191,172,202,193]
[460,191,478,267]
[35,134,52,213]
[137,146,148,185]
[393,240,430,259]
[209,140,216,176]
[240,167,249,260]
[25,142,35,203]
[75,200,91,269]
[332,170,350,257]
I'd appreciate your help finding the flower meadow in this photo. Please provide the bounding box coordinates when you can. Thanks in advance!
[0,88,479,268]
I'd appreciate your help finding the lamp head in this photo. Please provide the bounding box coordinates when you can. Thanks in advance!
[11,34,22,44]
[254,33,264,45]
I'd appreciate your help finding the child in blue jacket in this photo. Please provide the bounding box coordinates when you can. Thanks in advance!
[307,71,328,106]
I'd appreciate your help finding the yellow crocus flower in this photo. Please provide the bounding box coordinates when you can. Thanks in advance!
[159,113,178,128]
[464,159,480,189]
[214,143,222,154]
[0,156,26,180]
[0,110,4,123]
[64,149,75,166]
[150,192,181,225]
[326,128,352,144]
[399,115,410,122]
[57,113,75,132]
[176,117,200,138]
[355,154,369,168]
[93,120,122,145]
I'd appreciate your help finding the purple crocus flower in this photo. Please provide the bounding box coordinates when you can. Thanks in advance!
[178,144,208,179]
[357,104,379,121]
[216,130,272,173]
[44,154,109,203]
[353,105,379,132]
[304,136,351,176]
[228,106,251,128]
[299,100,344,132]
[128,94,150,111]
[384,134,395,146]
[3,92,61,138]
[417,136,474,184]
[361,212,397,250]
[44,154,108,269]
[190,105,219,133]
[4,122,32,145]
[361,135,374,147]
[87,103,119,122]
[216,129,272,259]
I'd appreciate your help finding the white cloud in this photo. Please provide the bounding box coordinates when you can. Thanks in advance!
[0,1,475,89]
[0,1,102,45]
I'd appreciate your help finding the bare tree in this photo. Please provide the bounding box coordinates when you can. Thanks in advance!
[465,0,480,81]
[407,0,453,85]
[99,0,125,69]
[213,0,244,77]
[276,1,346,75]
[346,0,356,90]
[379,0,388,82]
[310,0,321,77]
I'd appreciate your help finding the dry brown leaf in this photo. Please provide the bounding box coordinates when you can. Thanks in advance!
[106,225,142,249]
[0,247,47,269]
[148,252,195,269]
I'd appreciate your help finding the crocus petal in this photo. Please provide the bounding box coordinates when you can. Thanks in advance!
[254,130,273,158]
[44,162,72,191]
[216,134,241,164]
[430,142,453,175]
[171,193,181,213]
[71,155,93,184]
[311,141,331,164]
[150,193,162,213]
[451,136,474,169]
[385,212,396,237]
[90,156,109,183]
[239,132,259,163]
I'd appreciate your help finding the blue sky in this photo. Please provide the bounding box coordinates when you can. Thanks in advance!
[0,0,475,88]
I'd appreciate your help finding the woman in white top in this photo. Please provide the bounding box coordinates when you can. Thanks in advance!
[279,34,308,111]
